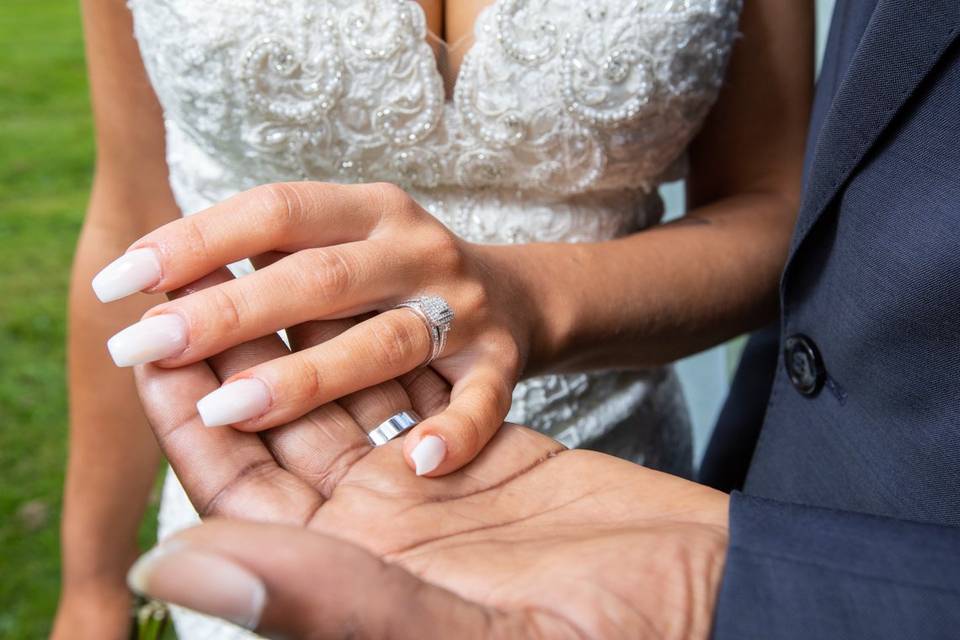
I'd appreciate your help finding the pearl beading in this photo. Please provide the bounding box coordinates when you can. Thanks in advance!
[130,0,741,199]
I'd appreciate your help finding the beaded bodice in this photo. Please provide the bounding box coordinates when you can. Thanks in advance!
[130,0,740,203]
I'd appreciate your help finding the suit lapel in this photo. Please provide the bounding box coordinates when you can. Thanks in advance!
[785,0,960,268]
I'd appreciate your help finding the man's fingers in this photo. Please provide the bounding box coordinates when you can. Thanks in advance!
[133,360,321,524]
[402,366,513,477]
[129,519,505,640]
[399,367,453,417]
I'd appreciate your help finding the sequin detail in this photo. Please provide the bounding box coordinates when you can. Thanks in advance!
[130,0,740,196]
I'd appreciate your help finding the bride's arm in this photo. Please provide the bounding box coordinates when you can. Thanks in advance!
[488,0,814,373]
[53,1,180,637]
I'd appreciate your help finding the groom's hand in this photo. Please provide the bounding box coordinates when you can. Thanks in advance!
[129,519,506,638]
[133,269,731,639]
[129,449,730,639]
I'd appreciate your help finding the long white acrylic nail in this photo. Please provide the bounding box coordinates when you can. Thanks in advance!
[107,315,187,367]
[127,541,186,594]
[196,378,271,427]
[128,543,266,630]
[92,248,162,303]
[410,435,446,476]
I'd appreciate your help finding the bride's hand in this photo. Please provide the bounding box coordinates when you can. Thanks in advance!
[133,324,730,639]
[96,182,545,476]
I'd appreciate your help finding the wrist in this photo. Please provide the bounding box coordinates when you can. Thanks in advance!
[60,533,142,595]
[687,494,731,640]
[60,569,132,596]
[59,566,136,626]
[54,580,134,640]
[472,242,581,375]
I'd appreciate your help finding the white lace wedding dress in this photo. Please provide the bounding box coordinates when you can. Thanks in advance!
[127,0,741,636]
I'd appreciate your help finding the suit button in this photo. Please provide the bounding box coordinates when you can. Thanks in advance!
[784,334,824,396]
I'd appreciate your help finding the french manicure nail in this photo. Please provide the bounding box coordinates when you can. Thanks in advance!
[411,435,446,476]
[107,315,187,367]
[92,248,162,302]
[196,378,271,427]
[128,543,266,630]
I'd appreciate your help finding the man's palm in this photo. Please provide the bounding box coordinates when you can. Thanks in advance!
[137,350,727,639]
[323,433,728,639]
[134,278,727,639]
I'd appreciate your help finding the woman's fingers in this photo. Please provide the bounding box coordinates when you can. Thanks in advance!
[128,519,506,639]
[400,366,453,418]
[402,365,514,476]
[196,309,433,430]
[92,182,399,302]
[105,242,403,368]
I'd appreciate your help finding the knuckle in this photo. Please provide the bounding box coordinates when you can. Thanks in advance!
[181,216,214,261]
[459,279,490,315]
[292,355,325,403]
[426,228,464,270]
[371,314,422,369]
[452,280,494,334]
[298,248,355,303]
[367,181,409,207]
[204,285,245,332]
[255,182,303,231]
[495,339,523,377]
[456,410,484,453]
[362,182,420,229]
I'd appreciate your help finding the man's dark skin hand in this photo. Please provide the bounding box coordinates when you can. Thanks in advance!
[130,271,730,639]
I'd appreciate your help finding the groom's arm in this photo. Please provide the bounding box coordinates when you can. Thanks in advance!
[711,494,960,640]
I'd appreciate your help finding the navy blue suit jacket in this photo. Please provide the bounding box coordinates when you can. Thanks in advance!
[706,1,960,637]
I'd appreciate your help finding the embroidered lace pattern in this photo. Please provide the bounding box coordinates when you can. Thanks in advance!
[132,0,739,199]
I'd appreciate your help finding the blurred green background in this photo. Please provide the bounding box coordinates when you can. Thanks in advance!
[0,1,162,636]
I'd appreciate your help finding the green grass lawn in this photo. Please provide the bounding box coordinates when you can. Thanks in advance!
[0,1,163,636]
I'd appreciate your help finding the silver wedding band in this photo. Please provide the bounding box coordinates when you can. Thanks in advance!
[395,296,455,366]
[368,410,422,446]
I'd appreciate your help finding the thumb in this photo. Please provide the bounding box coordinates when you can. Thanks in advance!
[127,519,500,639]
[402,366,513,477]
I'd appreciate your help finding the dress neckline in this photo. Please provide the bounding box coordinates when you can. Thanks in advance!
[412,0,500,100]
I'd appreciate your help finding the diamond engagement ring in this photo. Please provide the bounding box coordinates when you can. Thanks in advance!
[395,296,455,366]
[368,410,422,446]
